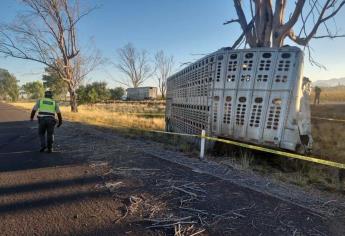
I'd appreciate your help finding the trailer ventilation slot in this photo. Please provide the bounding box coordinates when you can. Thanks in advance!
[223,96,232,124]
[236,97,247,125]
[250,97,263,127]
[266,98,282,130]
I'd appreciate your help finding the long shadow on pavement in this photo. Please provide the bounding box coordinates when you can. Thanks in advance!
[0,175,100,196]
[0,190,108,214]
[0,120,84,172]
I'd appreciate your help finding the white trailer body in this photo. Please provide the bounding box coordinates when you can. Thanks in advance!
[165,47,312,153]
[126,87,158,100]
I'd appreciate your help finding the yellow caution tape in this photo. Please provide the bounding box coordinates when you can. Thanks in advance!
[145,129,200,138]
[200,136,345,170]
[146,129,345,170]
[312,116,345,123]
[15,101,344,169]
[73,118,345,170]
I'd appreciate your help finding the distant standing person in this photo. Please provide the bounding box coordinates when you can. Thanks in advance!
[314,86,322,105]
[30,91,62,153]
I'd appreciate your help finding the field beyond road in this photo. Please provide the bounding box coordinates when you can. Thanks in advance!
[1,102,345,235]
[12,101,166,131]
[10,99,345,165]
[9,99,345,194]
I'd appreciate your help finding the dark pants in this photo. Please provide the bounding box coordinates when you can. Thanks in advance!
[38,117,56,149]
[314,94,320,105]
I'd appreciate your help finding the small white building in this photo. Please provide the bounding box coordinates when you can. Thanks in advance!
[126,87,158,100]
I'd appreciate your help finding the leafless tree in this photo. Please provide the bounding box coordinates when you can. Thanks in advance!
[154,50,174,99]
[116,43,152,88]
[0,0,102,112]
[227,0,345,51]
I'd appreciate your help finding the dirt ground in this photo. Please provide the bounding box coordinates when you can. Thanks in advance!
[311,104,345,120]
[310,104,345,163]
[1,102,345,235]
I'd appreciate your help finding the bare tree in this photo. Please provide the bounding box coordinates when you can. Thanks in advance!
[227,0,345,50]
[0,0,101,112]
[116,43,152,88]
[154,50,174,99]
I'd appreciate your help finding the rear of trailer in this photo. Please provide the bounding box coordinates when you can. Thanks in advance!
[165,47,312,153]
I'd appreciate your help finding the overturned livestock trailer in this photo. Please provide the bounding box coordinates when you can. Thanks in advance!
[165,46,313,153]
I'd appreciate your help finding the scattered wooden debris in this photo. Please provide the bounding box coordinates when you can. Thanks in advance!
[95,181,124,193]
[189,229,206,236]
[105,181,124,192]
[113,167,160,171]
[89,161,109,168]
[172,186,198,198]
[115,204,128,223]
[143,216,196,229]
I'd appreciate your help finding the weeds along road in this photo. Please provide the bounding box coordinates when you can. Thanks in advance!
[0,102,344,236]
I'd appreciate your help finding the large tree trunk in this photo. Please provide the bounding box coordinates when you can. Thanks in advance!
[272,33,285,48]
[0,1,100,108]
[64,62,79,112]
[69,89,78,112]
[231,0,345,50]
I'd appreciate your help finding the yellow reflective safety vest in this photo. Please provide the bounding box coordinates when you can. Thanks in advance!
[38,98,56,117]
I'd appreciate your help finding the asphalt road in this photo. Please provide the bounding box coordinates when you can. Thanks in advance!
[0,102,77,172]
[0,102,343,236]
[0,103,128,235]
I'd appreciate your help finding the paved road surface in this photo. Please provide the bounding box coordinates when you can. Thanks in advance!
[0,102,343,235]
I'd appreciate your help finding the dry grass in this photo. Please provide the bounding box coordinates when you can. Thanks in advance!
[311,105,345,164]
[9,97,345,193]
[10,101,165,131]
[10,101,344,164]
[311,104,345,120]
[310,86,345,103]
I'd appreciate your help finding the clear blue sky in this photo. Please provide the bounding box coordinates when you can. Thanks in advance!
[1,0,344,87]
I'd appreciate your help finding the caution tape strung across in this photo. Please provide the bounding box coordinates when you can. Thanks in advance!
[311,116,345,123]
[13,103,345,169]
[75,118,345,170]
[201,136,345,170]
[145,129,345,170]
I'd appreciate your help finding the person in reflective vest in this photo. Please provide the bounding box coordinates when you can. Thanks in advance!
[30,91,63,153]
[314,86,322,105]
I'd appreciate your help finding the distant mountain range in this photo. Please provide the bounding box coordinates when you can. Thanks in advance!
[312,77,345,87]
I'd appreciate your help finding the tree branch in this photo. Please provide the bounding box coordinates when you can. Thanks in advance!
[288,0,345,46]
[233,0,255,47]
[313,34,345,39]
[281,0,306,32]
[223,19,240,25]
[231,18,254,49]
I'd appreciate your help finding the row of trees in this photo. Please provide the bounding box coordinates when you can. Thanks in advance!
[20,66,125,103]
[2,43,174,102]
[77,82,124,104]
[0,68,19,101]
[0,66,68,101]
[0,0,102,112]
[21,67,68,100]
[1,0,344,111]
[0,0,174,111]
[21,81,45,99]
[19,65,124,103]
[21,79,124,104]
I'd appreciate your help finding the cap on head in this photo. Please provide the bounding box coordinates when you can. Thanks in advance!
[44,90,53,98]
[303,76,311,82]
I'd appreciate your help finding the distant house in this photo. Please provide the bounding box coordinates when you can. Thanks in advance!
[126,87,157,100]
[19,90,29,100]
